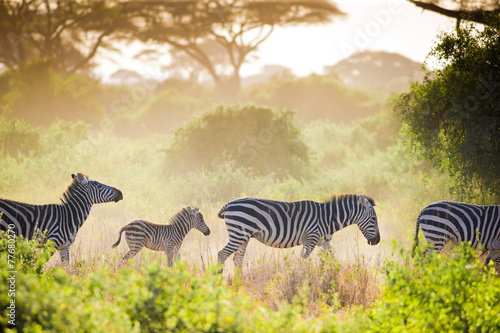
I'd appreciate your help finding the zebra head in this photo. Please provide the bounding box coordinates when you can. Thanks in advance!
[71,173,123,204]
[186,206,211,236]
[355,195,380,246]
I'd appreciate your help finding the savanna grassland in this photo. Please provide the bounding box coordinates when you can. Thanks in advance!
[1,62,499,331]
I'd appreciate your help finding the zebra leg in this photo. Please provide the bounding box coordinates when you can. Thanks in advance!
[218,236,250,267]
[233,239,249,269]
[166,243,177,267]
[422,243,445,257]
[123,237,145,261]
[320,240,333,254]
[301,234,321,259]
[422,234,447,257]
[484,250,500,269]
[59,247,70,266]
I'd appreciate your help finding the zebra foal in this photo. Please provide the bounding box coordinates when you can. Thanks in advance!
[0,173,123,266]
[414,201,500,267]
[112,206,210,266]
[217,194,380,269]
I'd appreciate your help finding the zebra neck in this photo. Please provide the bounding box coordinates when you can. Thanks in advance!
[62,194,93,228]
[327,201,356,232]
[170,221,191,240]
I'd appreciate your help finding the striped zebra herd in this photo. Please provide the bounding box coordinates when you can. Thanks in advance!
[1,173,500,269]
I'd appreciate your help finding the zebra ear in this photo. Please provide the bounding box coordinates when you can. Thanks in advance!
[75,173,89,185]
[186,206,199,215]
[359,195,373,209]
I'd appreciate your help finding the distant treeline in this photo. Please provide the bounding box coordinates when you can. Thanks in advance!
[0,61,380,134]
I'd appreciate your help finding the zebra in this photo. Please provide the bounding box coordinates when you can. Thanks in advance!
[217,194,380,269]
[111,206,211,267]
[0,173,123,266]
[413,201,500,267]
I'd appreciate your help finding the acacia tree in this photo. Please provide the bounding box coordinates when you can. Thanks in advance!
[395,22,500,200]
[0,0,136,74]
[129,0,344,100]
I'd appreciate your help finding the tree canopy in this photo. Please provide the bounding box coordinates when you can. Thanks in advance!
[395,22,500,200]
[1,0,344,99]
[128,0,345,99]
[0,0,131,74]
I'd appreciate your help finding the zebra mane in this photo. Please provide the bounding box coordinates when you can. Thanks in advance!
[166,207,198,226]
[60,174,90,205]
[323,194,376,207]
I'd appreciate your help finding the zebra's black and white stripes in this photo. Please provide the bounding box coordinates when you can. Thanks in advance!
[414,201,500,266]
[0,173,123,265]
[112,206,210,266]
[217,194,380,268]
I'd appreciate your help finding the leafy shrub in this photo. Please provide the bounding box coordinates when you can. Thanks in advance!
[164,104,310,178]
[0,237,340,333]
[356,244,500,332]
[395,22,500,200]
[0,231,55,275]
[0,120,43,157]
[0,234,134,332]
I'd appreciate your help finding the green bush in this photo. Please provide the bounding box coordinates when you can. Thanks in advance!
[0,231,55,275]
[356,244,500,332]
[163,104,310,178]
[0,120,43,157]
[0,234,134,332]
[395,22,500,200]
[0,234,339,332]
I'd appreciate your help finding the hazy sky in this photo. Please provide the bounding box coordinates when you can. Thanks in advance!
[95,0,458,81]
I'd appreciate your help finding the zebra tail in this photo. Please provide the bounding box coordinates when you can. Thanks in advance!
[412,215,421,255]
[217,205,228,219]
[111,228,125,248]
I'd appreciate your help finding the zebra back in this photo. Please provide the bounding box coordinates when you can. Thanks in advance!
[417,201,500,251]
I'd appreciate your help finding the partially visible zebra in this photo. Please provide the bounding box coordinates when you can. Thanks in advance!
[112,206,211,266]
[414,201,500,267]
[217,194,380,269]
[0,173,123,266]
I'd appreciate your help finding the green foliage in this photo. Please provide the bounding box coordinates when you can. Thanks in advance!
[0,119,90,160]
[0,120,43,157]
[0,239,340,332]
[357,244,500,332]
[163,104,310,178]
[247,74,379,122]
[0,256,136,332]
[395,22,500,200]
[0,231,56,275]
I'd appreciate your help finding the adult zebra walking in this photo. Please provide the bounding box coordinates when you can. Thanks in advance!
[111,206,210,266]
[413,201,500,267]
[217,194,380,269]
[0,173,123,266]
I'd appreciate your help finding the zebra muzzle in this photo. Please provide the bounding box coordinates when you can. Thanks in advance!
[113,190,124,202]
[368,233,380,245]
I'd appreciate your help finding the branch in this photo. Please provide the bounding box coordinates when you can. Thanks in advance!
[408,0,500,25]
[163,37,222,84]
